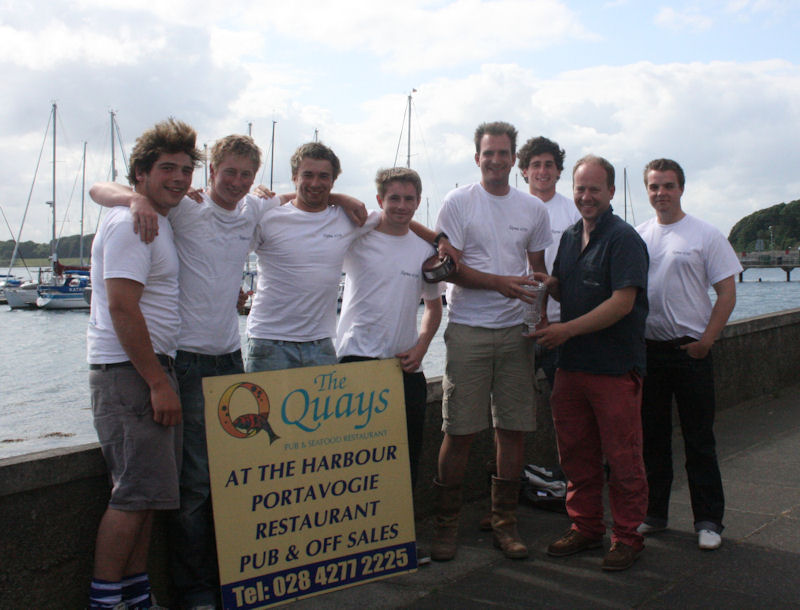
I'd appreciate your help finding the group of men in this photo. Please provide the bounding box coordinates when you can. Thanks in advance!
[86,119,443,609]
[85,116,740,609]
[427,121,740,572]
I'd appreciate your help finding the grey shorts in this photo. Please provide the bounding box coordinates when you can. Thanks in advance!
[441,322,536,435]
[90,364,182,511]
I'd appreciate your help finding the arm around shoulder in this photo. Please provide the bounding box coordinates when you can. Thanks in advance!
[329,193,368,226]
[90,182,160,243]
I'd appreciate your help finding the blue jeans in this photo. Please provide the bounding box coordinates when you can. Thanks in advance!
[168,349,243,609]
[641,342,724,533]
[244,337,337,372]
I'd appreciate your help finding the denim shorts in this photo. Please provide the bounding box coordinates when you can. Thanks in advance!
[90,364,182,511]
[245,337,337,372]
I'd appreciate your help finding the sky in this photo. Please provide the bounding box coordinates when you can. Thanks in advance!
[1,0,799,247]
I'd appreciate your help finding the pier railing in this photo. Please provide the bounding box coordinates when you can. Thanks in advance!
[3,308,800,608]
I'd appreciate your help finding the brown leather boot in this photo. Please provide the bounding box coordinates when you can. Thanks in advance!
[491,475,529,559]
[431,478,462,561]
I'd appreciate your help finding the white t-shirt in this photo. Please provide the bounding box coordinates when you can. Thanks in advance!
[168,193,279,354]
[247,205,378,342]
[87,206,180,363]
[636,214,743,341]
[435,183,552,328]
[541,192,582,323]
[336,230,441,370]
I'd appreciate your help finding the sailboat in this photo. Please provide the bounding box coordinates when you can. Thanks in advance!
[36,263,91,309]
[35,106,91,310]
[4,106,59,309]
[0,207,27,305]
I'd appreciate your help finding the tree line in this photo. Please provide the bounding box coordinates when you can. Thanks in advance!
[728,198,800,252]
[1,233,95,265]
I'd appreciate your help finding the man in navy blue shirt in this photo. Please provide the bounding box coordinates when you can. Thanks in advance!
[533,155,649,571]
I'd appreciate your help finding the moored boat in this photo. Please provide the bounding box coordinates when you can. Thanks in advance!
[0,274,20,304]
[36,267,90,310]
[5,282,39,309]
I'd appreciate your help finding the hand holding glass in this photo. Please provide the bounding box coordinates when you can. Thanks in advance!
[522,278,547,335]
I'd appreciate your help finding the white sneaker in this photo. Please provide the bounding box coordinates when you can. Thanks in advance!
[637,521,667,535]
[698,529,722,550]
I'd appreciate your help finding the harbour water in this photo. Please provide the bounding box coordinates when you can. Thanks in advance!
[1,266,798,459]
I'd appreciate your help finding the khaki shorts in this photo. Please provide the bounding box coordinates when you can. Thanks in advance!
[90,364,182,511]
[441,322,535,435]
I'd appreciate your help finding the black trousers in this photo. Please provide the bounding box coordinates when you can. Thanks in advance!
[339,356,427,490]
[641,342,724,530]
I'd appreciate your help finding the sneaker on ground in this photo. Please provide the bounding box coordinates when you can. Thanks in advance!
[698,529,722,550]
[601,541,642,571]
[637,521,667,535]
[546,528,603,557]
[416,546,432,566]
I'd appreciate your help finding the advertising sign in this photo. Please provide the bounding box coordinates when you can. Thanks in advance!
[203,359,417,608]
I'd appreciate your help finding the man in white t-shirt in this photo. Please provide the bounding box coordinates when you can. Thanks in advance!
[635,159,742,552]
[91,134,280,609]
[91,136,367,609]
[432,121,552,562]
[246,142,377,372]
[517,136,581,387]
[337,167,443,493]
[86,119,202,610]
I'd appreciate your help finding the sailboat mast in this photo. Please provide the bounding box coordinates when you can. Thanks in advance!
[623,167,628,223]
[110,110,117,182]
[203,143,208,188]
[80,141,86,266]
[51,102,57,264]
[406,93,412,169]
[270,120,276,190]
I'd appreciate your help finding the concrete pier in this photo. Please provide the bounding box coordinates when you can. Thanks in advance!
[738,250,800,281]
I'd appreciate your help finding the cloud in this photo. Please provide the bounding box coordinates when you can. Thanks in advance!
[1,1,799,243]
[319,59,800,235]
[655,7,714,31]
[0,21,164,69]
[5,57,800,242]
[725,0,793,20]
[242,0,598,73]
[518,59,800,233]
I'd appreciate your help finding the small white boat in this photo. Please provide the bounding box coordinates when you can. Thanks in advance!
[0,274,20,304]
[5,282,39,309]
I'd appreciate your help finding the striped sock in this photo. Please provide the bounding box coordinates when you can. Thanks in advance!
[121,572,151,609]
[89,578,122,609]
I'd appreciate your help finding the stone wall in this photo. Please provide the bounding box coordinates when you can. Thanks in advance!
[712,309,800,408]
[2,308,798,608]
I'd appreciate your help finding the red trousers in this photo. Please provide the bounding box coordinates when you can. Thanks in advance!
[551,369,648,548]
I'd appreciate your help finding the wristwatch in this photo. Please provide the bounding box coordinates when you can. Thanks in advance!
[433,231,448,248]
